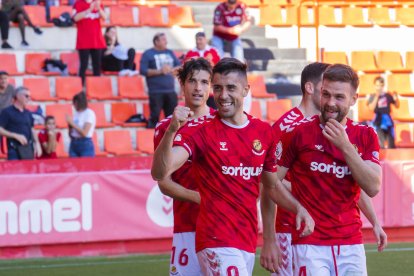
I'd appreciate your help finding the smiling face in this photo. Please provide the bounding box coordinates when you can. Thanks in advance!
[182,69,211,109]
[45,118,56,132]
[212,71,249,121]
[15,89,31,109]
[320,80,357,125]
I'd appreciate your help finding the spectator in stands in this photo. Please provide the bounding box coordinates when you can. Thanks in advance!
[140,33,180,129]
[0,71,14,112]
[38,115,61,159]
[0,86,42,160]
[66,92,96,157]
[1,0,43,47]
[102,26,137,76]
[211,0,252,61]
[73,0,106,85]
[184,32,221,65]
[367,76,400,149]
[0,6,12,48]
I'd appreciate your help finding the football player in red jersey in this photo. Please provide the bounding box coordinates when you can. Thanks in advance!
[261,62,387,276]
[152,58,315,275]
[277,64,383,275]
[153,58,215,276]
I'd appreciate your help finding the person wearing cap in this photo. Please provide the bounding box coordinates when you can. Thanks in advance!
[184,32,221,65]
[211,0,252,61]
[140,32,180,129]
[0,71,14,112]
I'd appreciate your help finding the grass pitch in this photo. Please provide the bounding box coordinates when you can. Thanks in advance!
[0,243,413,275]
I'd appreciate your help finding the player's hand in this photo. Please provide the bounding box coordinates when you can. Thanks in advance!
[373,224,388,252]
[260,238,281,274]
[13,134,28,145]
[168,106,194,133]
[296,205,315,237]
[322,119,350,151]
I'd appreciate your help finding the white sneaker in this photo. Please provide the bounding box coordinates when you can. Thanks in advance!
[119,69,130,76]
[128,70,139,76]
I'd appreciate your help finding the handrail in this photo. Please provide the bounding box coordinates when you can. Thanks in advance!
[297,0,414,61]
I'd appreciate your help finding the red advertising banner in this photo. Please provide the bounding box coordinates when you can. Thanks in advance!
[0,170,173,247]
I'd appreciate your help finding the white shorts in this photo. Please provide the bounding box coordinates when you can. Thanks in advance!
[271,233,293,276]
[170,232,201,276]
[292,244,367,276]
[197,247,255,276]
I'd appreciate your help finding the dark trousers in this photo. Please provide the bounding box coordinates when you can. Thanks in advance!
[78,49,102,85]
[102,48,136,72]
[69,137,95,158]
[8,5,35,42]
[0,11,9,40]
[148,92,178,128]
[377,128,396,149]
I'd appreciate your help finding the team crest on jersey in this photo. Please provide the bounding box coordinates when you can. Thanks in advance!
[252,139,265,156]
[276,141,282,160]
[372,151,379,160]
[236,8,242,15]
[174,134,182,142]
[170,265,179,275]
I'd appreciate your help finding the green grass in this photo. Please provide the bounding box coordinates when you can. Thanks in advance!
[0,243,413,275]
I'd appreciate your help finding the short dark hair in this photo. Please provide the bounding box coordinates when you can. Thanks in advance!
[300,62,330,95]
[212,57,247,80]
[0,71,9,76]
[45,115,55,124]
[177,58,212,84]
[73,92,88,110]
[374,76,384,84]
[195,32,206,38]
[153,32,165,45]
[323,64,359,92]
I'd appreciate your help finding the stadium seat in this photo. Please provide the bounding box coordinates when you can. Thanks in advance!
[50,6,73,20]
[387,74,414,97]
[241,0,261,7]
[250,100,263,120]
[318,6,345,27]
[23,77,56,101]
[118,76,148,99]
[357,74,379,96]
[351,51,384,73]
[323,51,348,65]
[139,6,167,27]
[259,5,292,27]
[55,76,83,100]
[248,74,276,98]
[8,77,16,87]
[136,129,155,155]
[266,99,292,122]
[395,7,414,27]
[168,6,201,27]
[368,7,399,27]
[405,51,414,71]
[0,53,23,75]
[45,103,73,128]
[342,7,373,27]
[376,51,411,73]
[0,136,7,158]
[104,130,139,155]
[86,76,119,100]
[60,52,79,76]
[25,52,58,75]
[110,6,139,26]
[286,6,314,27]
[391,98,414,122]
[89,102,115,128]
[111,102,146,127]
[55,138,68,158]
[134,52,142,72]
[24,5,52,27]
[93,133,108,157]
[357,98,375,122]
[395,123,414,148]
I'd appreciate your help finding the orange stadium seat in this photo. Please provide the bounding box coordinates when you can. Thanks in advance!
[139,6,167,27]
[286,6,314,27]
[342,7,373,27]
[110,6,139,26]
[45,103,73,128]
[395,123,414,148]
[0,53,23,75]
[8,77,16,86]
[368,7,399,27]
[266,99,292,122]
[168,6,201,27]
[357,74,379,96]
[50,6,72,20]
[93,133,108,157]
[357,98,375,122]
[55,139,68,158]
[318,6,345,27]
[376,51,411,73]
[259,5,292,27]
[60,52,79,76]
[242,0,261,7]
[351,51,384,73]
[24,5,52,27]
[248,74,275,98]
[118,76,148,99]
[396,7,414,27]
[55,76,83,100]
[323,51,348,65]
[405,51,414,71]
[136,129,155,154]
[89,102,115,128]
[25,52,58,75]
[250,100,263,120]
[23,77,56,101]
[86,76,119,100]
[387,74,414,97]
[111,102,146,127]
[391,98,414,122]
[134,52,142,72]
[104,130,139,155]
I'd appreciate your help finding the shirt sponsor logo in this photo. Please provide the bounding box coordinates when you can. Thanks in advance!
[220,142,228,151]
[222,163,263,180]
[315,145,324,152]
[310,162,352,178]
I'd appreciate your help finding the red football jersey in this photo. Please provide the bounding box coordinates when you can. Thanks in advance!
[278,116,380,245]
[173,114,277,253]
[73,0,106,49]
[154,109,216,233]
[37,129,61,159]
[272,107,304,233]
[213,2,248,41]
[184,46,221,65]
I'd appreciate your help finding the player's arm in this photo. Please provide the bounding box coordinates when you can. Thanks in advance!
[151,106,193,181]
[358,190,387,252]
[323,119,381,197]
[158,176,200,204]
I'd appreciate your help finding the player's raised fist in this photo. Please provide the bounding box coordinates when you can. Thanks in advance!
[168,106,194,133]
